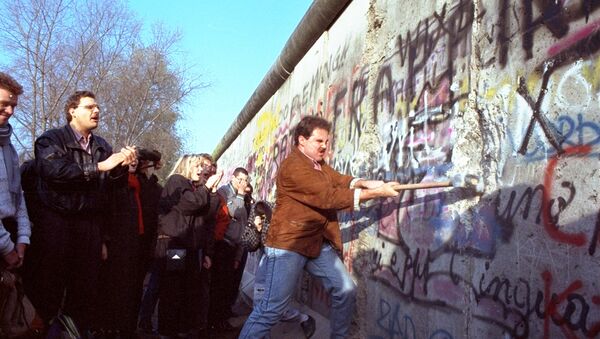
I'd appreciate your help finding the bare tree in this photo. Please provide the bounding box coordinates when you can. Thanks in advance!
[0,0,205,170]
[96,27,204,175]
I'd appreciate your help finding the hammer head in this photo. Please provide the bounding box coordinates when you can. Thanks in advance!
[451,174,484,193]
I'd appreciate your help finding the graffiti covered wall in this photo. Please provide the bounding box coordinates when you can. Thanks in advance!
[217,0,600,337]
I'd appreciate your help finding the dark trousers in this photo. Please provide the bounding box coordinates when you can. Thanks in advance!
[22,207,102,332]
[233,249,248,302]
[209,240,239,325]
[158,249,210,336]
[138,259,160,329]
[97,234,146,334]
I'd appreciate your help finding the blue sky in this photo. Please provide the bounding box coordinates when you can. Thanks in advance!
[127,1,313,155]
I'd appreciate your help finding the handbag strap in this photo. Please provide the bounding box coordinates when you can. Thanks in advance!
[57,314,81,339]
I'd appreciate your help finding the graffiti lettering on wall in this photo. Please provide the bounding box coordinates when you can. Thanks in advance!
[372,0,474,196]
[353,142,600,337]
[496,0,600,68]
[558,114,600,151]
[355,241,600,338]
[500,58,600,161]
[490,1,600,159]
[541,145,589,248]
[300,41,351,117]
[364,2,477,284]
[330,65,371,176]
[245,108,289,201]
[515,72,565,156]
[357,1,600,338]
[498,143,600,251]
[514,20,600,156]
[360,140,600,336]
[390,0,475,117]
[368,298,453,339]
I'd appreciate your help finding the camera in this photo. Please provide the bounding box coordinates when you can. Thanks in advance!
[136,148,162,170]
[137,148,161,162]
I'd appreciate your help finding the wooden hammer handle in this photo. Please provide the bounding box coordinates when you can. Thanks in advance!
[393,181,452,191]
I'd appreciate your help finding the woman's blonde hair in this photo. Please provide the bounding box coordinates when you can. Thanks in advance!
[168,153,213,180]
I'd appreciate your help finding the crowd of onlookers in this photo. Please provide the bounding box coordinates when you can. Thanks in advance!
[0,71,275,339]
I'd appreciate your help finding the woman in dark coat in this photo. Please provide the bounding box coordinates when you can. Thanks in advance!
[155,153,222,338]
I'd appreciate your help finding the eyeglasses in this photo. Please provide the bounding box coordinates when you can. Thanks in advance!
[76,104,101,111]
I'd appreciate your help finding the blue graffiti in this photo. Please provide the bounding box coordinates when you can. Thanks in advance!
[428,329,454,339]
[372,298,454,339]
[557,113,600,148]
[510,114,600,161]
[376,298,416,339]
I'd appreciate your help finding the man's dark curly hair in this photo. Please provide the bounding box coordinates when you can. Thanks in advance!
[0,72,23,96]
[293,116,331,146]
[64,90,96,122]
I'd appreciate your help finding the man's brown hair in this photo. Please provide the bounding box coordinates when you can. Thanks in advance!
[64,90,96,122]
[293,116,331,146]
[0,72,24,96]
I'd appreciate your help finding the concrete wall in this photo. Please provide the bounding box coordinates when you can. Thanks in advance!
[217,0,600,337]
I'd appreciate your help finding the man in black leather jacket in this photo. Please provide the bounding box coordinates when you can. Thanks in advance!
[22,90,136,335]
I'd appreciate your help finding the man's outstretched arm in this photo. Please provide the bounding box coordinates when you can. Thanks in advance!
[358,181,400,202]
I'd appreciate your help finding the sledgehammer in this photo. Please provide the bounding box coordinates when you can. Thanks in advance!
[391,174,484,193]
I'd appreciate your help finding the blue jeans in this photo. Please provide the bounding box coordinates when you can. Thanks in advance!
[239,243,356,339]
[254,253,304,324]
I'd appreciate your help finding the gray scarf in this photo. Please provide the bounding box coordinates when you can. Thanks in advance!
[0,124,20,194]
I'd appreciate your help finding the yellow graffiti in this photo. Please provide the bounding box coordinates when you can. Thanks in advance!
[459,78,469,111]
[581,57,600,92]
[483,75,503,100]
[526,71,541,94]
[253,109,279,168]
[483,74,514,104]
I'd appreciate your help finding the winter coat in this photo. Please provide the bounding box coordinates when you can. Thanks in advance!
[241,201,273,253]
[217,183,248,262]
[156,174,219,257]
[34,124,126,214]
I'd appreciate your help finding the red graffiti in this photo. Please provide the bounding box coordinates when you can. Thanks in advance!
[542,270,581,339]
[325,85,338,120]
[541,270,600,338]
[547,18,600,57]
[542,145,590,247]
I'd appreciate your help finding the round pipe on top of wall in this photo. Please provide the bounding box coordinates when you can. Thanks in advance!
[212,0,351,161]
